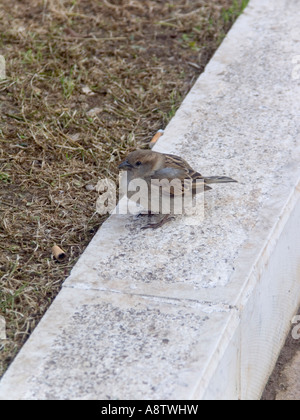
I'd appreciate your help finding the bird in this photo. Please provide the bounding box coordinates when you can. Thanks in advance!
[119,149,237,229]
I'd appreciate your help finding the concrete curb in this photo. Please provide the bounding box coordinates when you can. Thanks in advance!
[1,0,300,400]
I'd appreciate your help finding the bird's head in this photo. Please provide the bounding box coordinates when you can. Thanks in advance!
[119,149,163,178]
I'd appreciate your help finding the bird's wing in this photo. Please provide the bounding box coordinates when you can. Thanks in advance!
[187,178,213,193]
[164,154,192,172]
[152,154,211,194]
[163,154,207,184]
[188,169,212,191]
[150,155,191,196]
[152,166,188,180]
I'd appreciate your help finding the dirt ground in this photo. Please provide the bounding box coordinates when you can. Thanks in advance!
[262,309,300,400]
[0,0,248,378]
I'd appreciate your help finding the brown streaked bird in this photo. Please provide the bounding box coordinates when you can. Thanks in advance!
[119,149,237,229]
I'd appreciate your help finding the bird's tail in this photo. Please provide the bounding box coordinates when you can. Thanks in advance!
[204,176,237,184]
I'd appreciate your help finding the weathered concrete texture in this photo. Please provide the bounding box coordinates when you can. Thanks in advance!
[0,289,234,400]
[1,0,300,400]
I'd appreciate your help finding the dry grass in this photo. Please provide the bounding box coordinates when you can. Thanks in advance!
[0,0,248,377]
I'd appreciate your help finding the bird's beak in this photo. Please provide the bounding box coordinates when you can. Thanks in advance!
[119,160,133,170]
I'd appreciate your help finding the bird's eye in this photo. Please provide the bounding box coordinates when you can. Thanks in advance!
[136,161,142,166]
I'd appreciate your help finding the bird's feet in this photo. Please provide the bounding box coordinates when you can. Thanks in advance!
[141,214,174,230]
[136,210,158,218]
